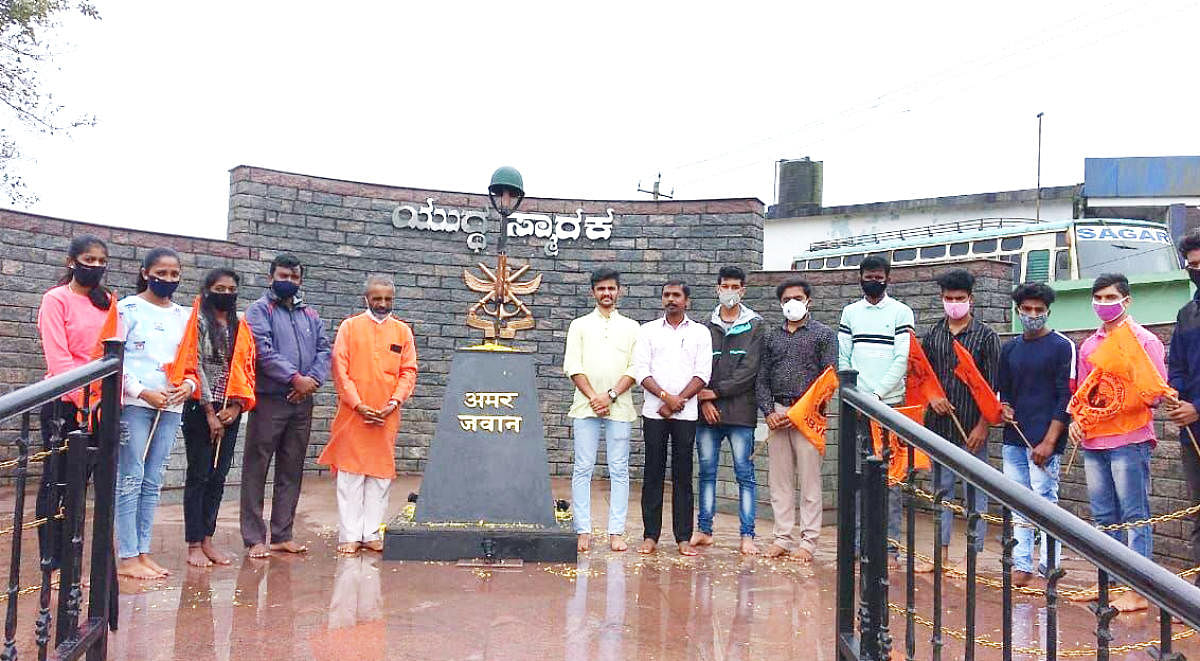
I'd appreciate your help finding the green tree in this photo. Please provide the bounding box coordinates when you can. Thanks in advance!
[1,0,100,205]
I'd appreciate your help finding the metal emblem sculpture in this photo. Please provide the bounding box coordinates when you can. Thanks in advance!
[463,255,542,339]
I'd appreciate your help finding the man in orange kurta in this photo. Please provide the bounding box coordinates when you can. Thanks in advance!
[318,276,418,554]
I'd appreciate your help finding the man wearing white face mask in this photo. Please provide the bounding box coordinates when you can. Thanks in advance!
[755,278,836,560]
[693,266,764,555]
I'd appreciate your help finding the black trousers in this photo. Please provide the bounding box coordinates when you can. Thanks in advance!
[37,400,78,569]
[181,401,241,544]
[240,393,313,547]
[641,417,696,543]
[1183,428,1200,580]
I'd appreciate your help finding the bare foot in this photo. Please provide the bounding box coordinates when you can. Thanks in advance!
[609,535,628,552]
[1112,591,1149,613]
[764,543,789,558]
[269,540,308,554]
[336,542,361,555]
[794,547,814,563]
[201,538,233,565]
[363,540,383,552]
[577,533,591,552]
[117,557,163,580]
[638,539,657,555]
[690,532,714,547]
[140,554,170,577]
[187,544,213,568]
[1013,570,1034,587]
[1067,584,1100,603]
[740,537,759,555]
[247,543,271,558]
[678,542,698,557]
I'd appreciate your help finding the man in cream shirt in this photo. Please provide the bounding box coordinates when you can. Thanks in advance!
[563,268,639,552]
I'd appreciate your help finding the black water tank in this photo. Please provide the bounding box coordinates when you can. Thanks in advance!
[775,158,823,218]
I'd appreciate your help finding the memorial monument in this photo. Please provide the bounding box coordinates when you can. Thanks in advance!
[383,167,577,563]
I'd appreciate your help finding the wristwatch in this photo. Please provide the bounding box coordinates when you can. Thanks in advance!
[607,388,618,400]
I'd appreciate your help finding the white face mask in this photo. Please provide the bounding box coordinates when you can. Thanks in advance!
[718,290,742,309]
[782,299,808,322]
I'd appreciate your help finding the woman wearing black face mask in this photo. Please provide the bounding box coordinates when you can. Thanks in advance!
[179,268,246,567]
[116,247,196,580]
[36,234,116,569]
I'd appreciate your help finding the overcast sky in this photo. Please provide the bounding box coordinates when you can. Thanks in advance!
[9,0,1200,239]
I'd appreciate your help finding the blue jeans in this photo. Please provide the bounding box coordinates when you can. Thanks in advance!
[1084,442,1153,560]
[117,405,182,559]
[1001,445,1062,573]
[937,442,989,551]
[696,424,756,537]
[571,417,631,535]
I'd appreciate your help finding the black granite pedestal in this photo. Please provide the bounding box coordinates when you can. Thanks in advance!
[384,348,577,562]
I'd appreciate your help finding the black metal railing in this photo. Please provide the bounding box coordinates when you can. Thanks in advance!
[835,369,1200,661]
[0,340,122,661]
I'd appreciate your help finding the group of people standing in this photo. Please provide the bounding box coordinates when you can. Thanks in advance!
[566,235,1200,617]
[37,238,416,578]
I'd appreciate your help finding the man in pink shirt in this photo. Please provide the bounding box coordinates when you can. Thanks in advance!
[1068,273,1165,613]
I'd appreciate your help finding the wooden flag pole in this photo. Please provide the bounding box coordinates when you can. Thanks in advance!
[1010,421,1035,451]
[949,410,971,445]
[1065,437,1081,475]
[1188,426,1200,465]
[143,409,162,464]
[213,395,229,469]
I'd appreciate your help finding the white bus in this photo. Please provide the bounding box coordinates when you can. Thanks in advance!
[790,217,1177,282]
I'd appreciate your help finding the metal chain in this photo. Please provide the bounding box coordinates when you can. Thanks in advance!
[0,581,59,604]
[888,601,1198,657]
[0,444,69,471]
[887,537,1200,600]
[895,479,1200,532]
[0,509,65,538]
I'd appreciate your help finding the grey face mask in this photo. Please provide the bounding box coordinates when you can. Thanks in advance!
[1018,312,1048,333]
[718,290,742,309]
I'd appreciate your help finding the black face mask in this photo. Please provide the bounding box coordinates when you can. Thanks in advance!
[861,280,887,298]
[72,264,106,288]
[209,292,238,312]
[1189,269,1200,289]
[147,277,179,299]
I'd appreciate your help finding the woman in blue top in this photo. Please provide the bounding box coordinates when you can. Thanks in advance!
[116,248,195,580]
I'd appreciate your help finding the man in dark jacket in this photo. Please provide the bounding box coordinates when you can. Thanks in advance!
[241,254,332,557]
[1168,230,1200,584]
[692,266,764,555]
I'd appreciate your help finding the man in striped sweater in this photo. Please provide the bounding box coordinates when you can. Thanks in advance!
[837,255,920,570]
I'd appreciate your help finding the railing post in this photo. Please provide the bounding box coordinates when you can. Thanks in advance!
[2,413,31,661]
[1001,508,1015,661]
[85,340,122,660]
[53,429,87,647]
[861,455,890,660]
[836,369,859,659]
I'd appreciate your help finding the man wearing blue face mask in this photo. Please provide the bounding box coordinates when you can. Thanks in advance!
[996,282,1075,587]
[241,254,332,558]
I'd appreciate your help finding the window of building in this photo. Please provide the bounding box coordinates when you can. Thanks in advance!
[1056,232,1069,248]
[1025,250,1050,283]
[949,242,969,257]
[845,253,864,267]
[973,239,997,254]
[826,257,842,268]
[807,259,824,270]
[1000,236,1024,251]
[893,248,917,262]
[920,244,948,259]
[1054,249,1071,280]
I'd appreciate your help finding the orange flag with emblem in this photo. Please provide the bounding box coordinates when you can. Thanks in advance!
[786,366,838,455]
[952,339,1003,425]
[223,318,257,411]
[905,330,947,407]
[164,297,201,398]
[870,404,932,483]
[1068,321,1174,437]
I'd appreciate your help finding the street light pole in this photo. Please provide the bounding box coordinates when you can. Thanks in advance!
[1036,112,1044,222]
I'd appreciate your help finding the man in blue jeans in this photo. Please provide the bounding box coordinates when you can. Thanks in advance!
[692,266,764,555]
[563,268,639,552]
[996,282,1075,587]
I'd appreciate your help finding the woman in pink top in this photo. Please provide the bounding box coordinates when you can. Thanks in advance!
[35,234,115,569]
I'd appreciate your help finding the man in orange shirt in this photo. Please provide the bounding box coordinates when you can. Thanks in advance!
[318,275,418,554]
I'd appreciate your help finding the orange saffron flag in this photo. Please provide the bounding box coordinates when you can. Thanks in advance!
[952,339,1003,425]
[1067,321,1174,437]
[905,330,947,407]
[786,366,838,455]
[223,318,257,411]
[870,404,932,483]
[76,293,120,423]
[164,297,201,398]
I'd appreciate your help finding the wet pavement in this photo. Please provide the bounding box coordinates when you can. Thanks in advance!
[1,476,1196,660]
